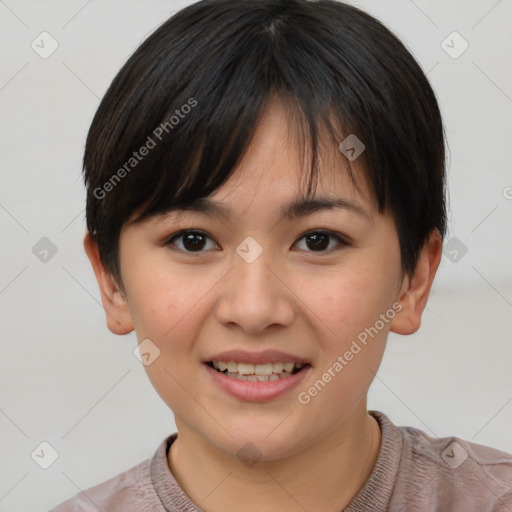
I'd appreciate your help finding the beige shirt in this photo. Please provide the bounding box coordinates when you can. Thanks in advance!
[49,410,512,511]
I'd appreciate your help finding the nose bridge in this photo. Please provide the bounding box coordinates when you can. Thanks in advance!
[232,235,277,303]
[236,240,272,287]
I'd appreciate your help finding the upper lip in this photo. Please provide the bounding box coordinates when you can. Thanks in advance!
[204,349,311,365]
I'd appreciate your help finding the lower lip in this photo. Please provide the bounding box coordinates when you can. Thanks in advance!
[203,363,311,402]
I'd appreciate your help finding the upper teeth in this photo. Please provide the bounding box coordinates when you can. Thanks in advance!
[213,361,303,375]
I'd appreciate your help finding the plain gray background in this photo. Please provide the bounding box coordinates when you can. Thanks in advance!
[0,0,511,510]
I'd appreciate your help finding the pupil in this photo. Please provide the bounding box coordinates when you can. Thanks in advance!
[307,233,329,251]
[183,232,206,251]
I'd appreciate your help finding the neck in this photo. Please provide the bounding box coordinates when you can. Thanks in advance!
[168,406,381,512]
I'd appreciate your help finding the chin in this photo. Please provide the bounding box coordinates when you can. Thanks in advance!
[210,424,308,463]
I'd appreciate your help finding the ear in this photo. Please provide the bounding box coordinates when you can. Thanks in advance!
[390,229,443,335]
[83,231,134,335]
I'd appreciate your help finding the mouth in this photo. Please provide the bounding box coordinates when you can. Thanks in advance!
[203,357,312,402]
[205,360,310,382]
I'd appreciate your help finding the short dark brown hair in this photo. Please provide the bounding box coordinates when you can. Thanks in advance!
[83,0,447,286]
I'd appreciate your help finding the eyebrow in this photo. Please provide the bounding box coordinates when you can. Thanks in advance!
[168,195,372,223]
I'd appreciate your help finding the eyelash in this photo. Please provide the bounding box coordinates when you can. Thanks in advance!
[164,229,351,255]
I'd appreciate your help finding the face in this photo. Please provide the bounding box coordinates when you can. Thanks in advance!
[92,98,428,461]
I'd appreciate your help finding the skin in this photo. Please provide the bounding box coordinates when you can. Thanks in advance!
[84,97,442,512]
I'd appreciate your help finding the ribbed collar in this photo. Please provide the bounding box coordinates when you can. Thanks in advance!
[150,410,403,512]
[344,410,403,511]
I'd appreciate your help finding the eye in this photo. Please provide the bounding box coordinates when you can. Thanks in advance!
[166,230,219,253]
[165,229,350,254]
[293,230,349,253]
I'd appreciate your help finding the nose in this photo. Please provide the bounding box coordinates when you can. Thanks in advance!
[215,245,295,335]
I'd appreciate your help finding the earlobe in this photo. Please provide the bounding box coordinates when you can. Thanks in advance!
[83,231,134,335]
[390,230,443,335]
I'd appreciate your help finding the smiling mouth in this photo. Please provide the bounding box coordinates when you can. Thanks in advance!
[206,361,309,382]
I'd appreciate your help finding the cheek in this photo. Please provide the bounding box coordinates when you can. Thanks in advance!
[300,273,393,420]
[126,268,213,411]
[125,259,211,339]
[312,267,391,338]
[308,251,400,374]
[125,262,224,400]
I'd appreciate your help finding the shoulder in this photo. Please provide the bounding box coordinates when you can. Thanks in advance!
[48,457,161,512]
[395,420,512,511]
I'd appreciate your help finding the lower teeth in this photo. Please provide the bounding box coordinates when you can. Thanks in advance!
[224,371,292,382]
